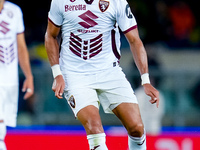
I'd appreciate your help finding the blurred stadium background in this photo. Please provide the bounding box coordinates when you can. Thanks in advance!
[5,0,200,149]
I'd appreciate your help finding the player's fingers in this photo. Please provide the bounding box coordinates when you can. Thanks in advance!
[58,84,65,99]
[144,84,159,107]
[22,81,27,92]
[156,98,160,108]
[146,91,155,100]
[57,93,63,99]
[55,88,63,99]
[23,88,33,100]
[150,97,159,108]
[149,97,157,104]
[54,84,63,99]
[24,92,31,100]
[52,80,57,92]
[59,84,64,98]
[151,91,160,108]
[52,76,65,99]
[55,90,63,99]
[148,91,159,107]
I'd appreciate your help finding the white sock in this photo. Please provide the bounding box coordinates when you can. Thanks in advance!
[0,122,7,150]
[128,132,146,150]
[87,133,108,150]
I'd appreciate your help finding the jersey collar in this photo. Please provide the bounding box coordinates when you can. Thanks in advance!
[84,0,94,5]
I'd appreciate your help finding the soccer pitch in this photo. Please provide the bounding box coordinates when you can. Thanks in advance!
[5,125,200,150]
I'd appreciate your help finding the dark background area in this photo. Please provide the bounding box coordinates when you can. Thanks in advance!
[9,0,51,45]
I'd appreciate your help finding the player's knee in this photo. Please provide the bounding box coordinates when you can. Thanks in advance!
[127,123,144,137]
[85,120,103,134]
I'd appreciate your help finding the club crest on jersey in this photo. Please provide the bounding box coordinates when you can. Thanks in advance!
[99,0,109,12]
[68,95,76,108]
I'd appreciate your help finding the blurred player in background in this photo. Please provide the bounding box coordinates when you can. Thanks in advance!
[0,0,34,149]
[45,0,159,149]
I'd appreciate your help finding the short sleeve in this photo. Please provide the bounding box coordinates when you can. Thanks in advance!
[116,0,137,34]
[16,7,25,34]
[48,0,63,26]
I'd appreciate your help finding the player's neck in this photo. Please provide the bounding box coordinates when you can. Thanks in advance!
[0,0,4,12]
[0,5,3,13]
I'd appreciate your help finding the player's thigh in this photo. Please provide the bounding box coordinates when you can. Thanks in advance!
[64,87,100,115]
[112,103,144,135]
[65,89,104,134]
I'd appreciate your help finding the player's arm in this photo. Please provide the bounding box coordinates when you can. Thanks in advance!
[17,32,34,100]
[124,28,160,107]
[45,20,65,99]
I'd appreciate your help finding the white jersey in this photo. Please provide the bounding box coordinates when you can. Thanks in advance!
[49,0,137,74]
[0,1,24,86]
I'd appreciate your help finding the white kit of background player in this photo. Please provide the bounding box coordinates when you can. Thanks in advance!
[0,1,34,150]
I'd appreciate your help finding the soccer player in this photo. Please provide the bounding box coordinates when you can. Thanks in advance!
[45,0,159,149]
[0,1,34,149]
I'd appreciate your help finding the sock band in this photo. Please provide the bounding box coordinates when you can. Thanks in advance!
[129,133,146,145]
[128,130,147,149]
[87,133,108,150]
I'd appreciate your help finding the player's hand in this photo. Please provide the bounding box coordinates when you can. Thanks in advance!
[143,84,160,108]
[22,76,34,100]
[52,75,65,99]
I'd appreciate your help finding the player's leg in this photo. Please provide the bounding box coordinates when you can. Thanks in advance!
[96,66,146,149]
[63,73,108,150]
[0,120,7,150]
[0,86,7,150]
[112,103,146,150]
[77,105,108,150]
[0,85,18,150]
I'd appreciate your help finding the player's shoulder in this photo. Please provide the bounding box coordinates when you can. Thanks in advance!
[111,0,127,3]
[4,1,21,10]
[50,0,66,9]
[108,0,128,8]
[51,0,65,5]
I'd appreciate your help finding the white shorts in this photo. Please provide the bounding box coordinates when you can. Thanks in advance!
[63,66,138,117]
[0,85,18,127]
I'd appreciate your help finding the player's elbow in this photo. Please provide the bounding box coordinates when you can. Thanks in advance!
[45,32,54,45]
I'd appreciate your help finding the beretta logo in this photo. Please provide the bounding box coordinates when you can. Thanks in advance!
[99,0,110,12]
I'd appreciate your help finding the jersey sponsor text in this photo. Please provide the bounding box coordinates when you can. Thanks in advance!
[65,4,86,12]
